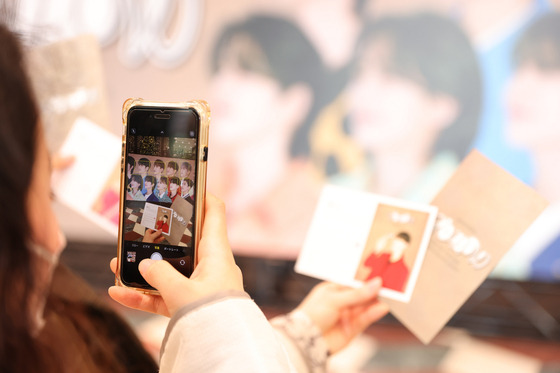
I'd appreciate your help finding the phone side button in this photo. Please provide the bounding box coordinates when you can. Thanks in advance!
[202,146,208,162]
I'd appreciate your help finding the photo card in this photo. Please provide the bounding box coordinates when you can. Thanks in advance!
[140,202,173,236]
[295,184,438,302]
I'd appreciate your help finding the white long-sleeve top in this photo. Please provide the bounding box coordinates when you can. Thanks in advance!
[159,291,328,373]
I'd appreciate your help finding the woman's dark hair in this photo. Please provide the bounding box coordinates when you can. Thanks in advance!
[169,176,180,186]
[357,13,482,159]
[159,176,169,187]
[514,12,560,71]
[0,18,157,373]
[211,14,334,158]
[0,22,54,372]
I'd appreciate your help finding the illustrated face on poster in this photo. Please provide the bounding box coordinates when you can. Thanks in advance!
[295,185,438,302]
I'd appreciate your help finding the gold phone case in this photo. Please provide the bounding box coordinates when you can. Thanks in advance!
[116,98,210,294]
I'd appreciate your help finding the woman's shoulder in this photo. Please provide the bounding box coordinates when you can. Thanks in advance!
[42,264,158,372]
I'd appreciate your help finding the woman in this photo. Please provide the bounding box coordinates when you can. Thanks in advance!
[0,19,388,373]
[0,22,157,373]
[339,13,482,203]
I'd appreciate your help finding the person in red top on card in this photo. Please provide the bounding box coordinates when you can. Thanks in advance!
[155,215,170,234]
[364,232,410,292]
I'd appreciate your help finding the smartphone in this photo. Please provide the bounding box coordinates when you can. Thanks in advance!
[116,99,210,293]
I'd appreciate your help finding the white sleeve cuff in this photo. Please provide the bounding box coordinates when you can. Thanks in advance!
[160,293,296,372]
[270,310,329,373]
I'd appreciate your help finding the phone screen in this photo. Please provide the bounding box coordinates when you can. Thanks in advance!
[120,107,202,289]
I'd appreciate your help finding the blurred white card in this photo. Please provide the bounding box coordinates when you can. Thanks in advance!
[296,184,437,303]
[51,117,121,235]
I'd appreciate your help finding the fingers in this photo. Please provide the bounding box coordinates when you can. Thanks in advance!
[202,193,229,243]
[108,286,170,317]
[51,154,75,171]
[347,301,390,336]
[198,193,234,262]
[108,257,172,316]
[138,259,189,301]
[110,257,117,274]
[328,278,383,307]
[362,302,390,324]
[340,308,353,336]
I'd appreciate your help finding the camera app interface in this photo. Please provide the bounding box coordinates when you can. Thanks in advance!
[121,108,199,288]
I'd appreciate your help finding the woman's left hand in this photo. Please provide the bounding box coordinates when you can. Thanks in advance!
[295,279,389,354]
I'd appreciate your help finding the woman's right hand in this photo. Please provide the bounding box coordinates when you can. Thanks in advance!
[109,193,244,317]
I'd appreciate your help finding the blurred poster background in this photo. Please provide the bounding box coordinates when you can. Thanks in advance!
[12,0,560,282]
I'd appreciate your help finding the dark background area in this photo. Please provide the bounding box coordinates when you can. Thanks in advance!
[62,241,560,342]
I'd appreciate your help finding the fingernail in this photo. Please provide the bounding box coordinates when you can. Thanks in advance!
[139,259,154,274]
[366,277,382,292]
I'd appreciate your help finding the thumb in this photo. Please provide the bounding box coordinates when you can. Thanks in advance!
[139,259,189,296]
[330,277,383,307]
